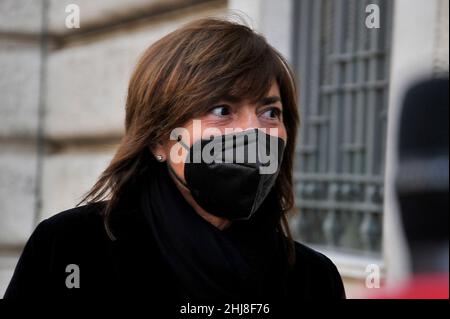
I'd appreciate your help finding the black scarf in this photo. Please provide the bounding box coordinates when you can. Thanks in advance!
[139,162,290,302]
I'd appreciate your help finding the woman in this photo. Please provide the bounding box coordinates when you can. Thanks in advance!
[5,18,345,304]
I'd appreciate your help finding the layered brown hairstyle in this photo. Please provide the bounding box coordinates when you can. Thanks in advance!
[79,18,300,266]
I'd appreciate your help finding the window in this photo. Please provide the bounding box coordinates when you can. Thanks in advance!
[290,0,393,256]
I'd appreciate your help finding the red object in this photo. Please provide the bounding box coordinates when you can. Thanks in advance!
[375,274,449,299]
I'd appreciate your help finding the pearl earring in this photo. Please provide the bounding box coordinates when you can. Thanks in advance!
[156,155,164,162]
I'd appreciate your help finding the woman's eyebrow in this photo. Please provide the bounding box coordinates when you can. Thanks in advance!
[260,96,282,105]
[218,95,282,105]
[220,94,241,103]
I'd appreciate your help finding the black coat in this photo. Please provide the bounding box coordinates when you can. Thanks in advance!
[4,201,345,306]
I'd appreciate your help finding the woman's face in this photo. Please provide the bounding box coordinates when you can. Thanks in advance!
[152,80,287,228]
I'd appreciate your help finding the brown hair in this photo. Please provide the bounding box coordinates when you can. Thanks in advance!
[79,18,300,266]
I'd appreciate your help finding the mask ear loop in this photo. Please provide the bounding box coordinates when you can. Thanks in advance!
[166,135,191,190]
[176,134,190,150]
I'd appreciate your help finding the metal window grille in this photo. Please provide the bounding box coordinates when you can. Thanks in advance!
[291,0,393,255]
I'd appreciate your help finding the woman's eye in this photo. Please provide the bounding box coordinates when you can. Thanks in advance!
[262,107,282,120]
[210,105,231,117]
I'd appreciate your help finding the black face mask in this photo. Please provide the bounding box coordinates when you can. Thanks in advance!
[167,128,285,220]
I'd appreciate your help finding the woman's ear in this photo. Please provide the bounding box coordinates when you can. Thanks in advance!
[150,141,167,162]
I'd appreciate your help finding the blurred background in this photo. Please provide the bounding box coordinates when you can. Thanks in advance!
[0,0,448,298]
